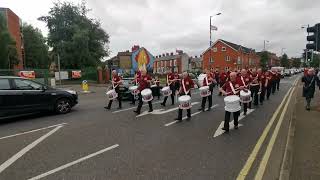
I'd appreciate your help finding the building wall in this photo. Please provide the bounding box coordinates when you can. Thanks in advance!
[119,55,132,70]
[5,8,23,69]
[203,41,260,71]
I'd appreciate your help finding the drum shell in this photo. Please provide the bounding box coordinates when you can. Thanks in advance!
[178,95,192,109]
[141,89,153,102]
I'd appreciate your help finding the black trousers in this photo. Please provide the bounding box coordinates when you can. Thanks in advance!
[243,103,251,113]
[266,85,272,100]
[163,85,175,105]
[201,84,214,109]
[272,80,276,94]
[250,85,260,106]
[260,87,266,104]
[224,111,240,130]
[151,86,161,100]
[177,92,191,120]
[136,94,153,113]
[107,87,122,108]
[276,80,280,91]
[131,93,136,104]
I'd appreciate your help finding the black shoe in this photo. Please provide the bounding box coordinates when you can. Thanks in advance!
[306,106,311,111]
[117,107,122,110]
[134,110,140,115]
[235,126,239,130]
[198,108,205,112]
[161,103,165,107]
[175,118,182,122]
[207,108,211,111]
[104,106,110,110]
[222,127,229,132]
[244,112,247,116]
[148,109,153,113]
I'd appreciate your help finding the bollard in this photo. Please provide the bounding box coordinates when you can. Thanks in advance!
[82,80,90,93]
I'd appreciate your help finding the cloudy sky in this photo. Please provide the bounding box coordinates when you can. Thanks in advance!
[1,0,319,58]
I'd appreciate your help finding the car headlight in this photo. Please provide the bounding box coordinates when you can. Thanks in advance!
[66,90,77,95]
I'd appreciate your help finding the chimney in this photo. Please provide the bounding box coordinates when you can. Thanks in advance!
[166,53,169,56]
[162,53,165,57]
[159,55,162,58]
[171,52,174,56]
[131,45,140,52]
[200,55,202,58]
[195,55,198,58]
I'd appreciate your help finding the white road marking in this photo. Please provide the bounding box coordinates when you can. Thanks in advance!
[0,125,63,174]
[0,123,67,141]
[112,101,162,113]
[213,108,255,138]
[164,104,219,127]
[136,102,200,118]
[28,144,119,180]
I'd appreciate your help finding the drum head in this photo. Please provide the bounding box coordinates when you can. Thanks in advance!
[179,95,191,102]
[199,86,209,90]
[141,88,152,95]
[224,95,240,102]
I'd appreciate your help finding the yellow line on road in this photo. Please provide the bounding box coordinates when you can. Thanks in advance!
[236,87,293,180]
[254,78,298,180]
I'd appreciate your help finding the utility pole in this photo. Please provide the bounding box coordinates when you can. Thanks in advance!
[57,53,62,86]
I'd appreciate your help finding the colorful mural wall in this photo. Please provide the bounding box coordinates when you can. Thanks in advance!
[131,48,155,73]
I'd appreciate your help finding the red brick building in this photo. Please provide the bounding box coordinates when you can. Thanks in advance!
[202,39,260,71]
[153,51,189,74]
[0,8,24,69]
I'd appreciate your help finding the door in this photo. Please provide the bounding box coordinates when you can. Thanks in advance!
[12,79,49,112]
[0,78,24,117]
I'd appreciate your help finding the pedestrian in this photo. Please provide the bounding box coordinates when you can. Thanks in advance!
[175,72,194,122]
[265,71,272,100]
[161,70,176,106]
[302,68,320,111]
[105,70,122,110]
[219,69,228,96]
[250,69,260,106]
[258,68,267,105]
[219,72,242,132]
[238,69,252,115]
[199,69,214,112]
[134,69,153,115]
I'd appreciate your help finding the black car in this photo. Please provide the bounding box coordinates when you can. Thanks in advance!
[0,76,78,119]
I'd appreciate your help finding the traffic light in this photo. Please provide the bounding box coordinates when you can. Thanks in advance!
[306,23,320,51]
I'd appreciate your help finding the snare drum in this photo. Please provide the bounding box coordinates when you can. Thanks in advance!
[178,95,192,109]
[240,90,252,103]
[224,95,241,112]
[106,89,118,100]
[199,86,210,97]
[161,86,172,97]
[141,88,153,102]
[129,86,139,95]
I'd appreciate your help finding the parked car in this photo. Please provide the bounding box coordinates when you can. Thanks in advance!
[284,69,291,76]
[0,76,78,119]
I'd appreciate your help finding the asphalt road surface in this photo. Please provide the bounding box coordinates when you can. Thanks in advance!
[0,75,300,180]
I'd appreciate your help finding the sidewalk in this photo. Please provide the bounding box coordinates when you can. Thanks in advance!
[290,86,320,180]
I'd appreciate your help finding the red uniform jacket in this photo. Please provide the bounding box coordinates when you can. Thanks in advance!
[238,75,252,88]
[220,72,228,83]
[223,80,242,96]
[180,77,194,95]
[250,73,259,86]
[138,74,152,91]
[167,73,175,86]
[174,73,180,85]
[203,73,214,86]
[112,75,122,88]
[258,73,267,87]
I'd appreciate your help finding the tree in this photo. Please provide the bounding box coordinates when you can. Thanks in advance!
[22,23,49,68]
[291,58,301,68]
[38,1,110,69]
[259,51,269,70]
[310,54,320,68]
[0,13,18,69]
[280,53,289,68]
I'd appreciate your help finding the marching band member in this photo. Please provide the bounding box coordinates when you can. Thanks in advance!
[130,71,141,105]
[152,76,161,100]
[134,69,153,115]
[265,71,273,100]
[199,69,215,111]
[250,69,260,106]
[219,69,228,96]
[105,70,122,110]
[175,72,194,122]
[161,70,176,106]
[214,69,220,86]
[258,68,266,105]
[174,71,181,95]
[238,69,252,115]
[219,72,242,132]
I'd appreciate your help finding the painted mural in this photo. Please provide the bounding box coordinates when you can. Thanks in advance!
[131,48,154,73]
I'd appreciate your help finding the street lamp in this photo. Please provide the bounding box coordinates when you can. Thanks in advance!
[209,12,222,65]
[263,40,270,51]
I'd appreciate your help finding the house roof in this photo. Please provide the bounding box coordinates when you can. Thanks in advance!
[155,53,188,61]
[202,39,255,55]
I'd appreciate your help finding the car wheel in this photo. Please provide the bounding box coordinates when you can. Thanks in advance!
[55,98,71,114]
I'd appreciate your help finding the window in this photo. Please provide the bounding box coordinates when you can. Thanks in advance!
[237,56,241,64]
[210,57,214,63]
[157,61,160,67]
[0,79,11,90]
[225,56,231,61]
[174,60,177,66]
[161,61,163,67]
[14,79,42,90]
[249,58,252,65]
[222,47,226,51]
[169,60,172,66]
[213,47,217,52]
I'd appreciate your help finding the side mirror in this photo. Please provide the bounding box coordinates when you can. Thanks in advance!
[42,86,47,91]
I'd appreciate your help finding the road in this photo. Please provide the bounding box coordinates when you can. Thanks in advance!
[0,75,300,180]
